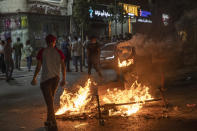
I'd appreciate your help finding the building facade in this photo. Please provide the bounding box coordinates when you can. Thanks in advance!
[0,0,70,49]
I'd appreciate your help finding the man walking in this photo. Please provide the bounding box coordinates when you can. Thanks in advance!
[13,37,23,70]
[4,37,14,82]
[31,34,66,131]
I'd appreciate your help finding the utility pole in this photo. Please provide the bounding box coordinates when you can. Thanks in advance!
[115,0,117,36]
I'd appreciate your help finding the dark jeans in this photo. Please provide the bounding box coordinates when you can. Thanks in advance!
[73,56,82,72]
[5,59,14,81]
[26,56,32,71]
[40,76,59,125]
[88,56,102,77]
[14,54,21,69]
[0,54,6,73]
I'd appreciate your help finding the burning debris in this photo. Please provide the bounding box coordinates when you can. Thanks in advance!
[118,58,134,68]
[102,80,153,116]
[55,78,156,119]
[55,78,96,116]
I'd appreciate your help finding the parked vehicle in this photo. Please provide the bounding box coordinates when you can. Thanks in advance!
[100,42,117,68]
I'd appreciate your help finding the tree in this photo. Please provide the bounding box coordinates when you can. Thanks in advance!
[72,0,91,37]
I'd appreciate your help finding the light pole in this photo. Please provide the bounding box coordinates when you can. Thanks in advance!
[115,0,117,36]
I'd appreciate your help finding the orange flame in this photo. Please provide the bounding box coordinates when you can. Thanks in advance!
[55,78,92,115]
[102,80,153,116]
[56,79,153,116]
[118,58,134,68]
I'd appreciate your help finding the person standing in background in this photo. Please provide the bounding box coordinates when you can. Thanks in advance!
[13,37,23,70]
[72,36,83,72]
[23,40,33,71]
[4,37,14,82]
[86,35,102,77]
[83,35,89,68]
[0,40,6,73]
[61,36,71,72]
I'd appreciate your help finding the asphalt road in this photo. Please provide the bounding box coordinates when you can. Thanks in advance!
[0,67,197,131]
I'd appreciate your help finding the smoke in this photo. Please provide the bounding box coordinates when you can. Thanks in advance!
[118,33,183,97]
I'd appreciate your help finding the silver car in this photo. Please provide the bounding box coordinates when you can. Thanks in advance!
[100,42,117,68]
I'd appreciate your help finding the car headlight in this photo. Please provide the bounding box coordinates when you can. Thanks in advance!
[105,55,115,60]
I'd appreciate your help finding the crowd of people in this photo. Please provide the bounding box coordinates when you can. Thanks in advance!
[0,33,107,82]
[59,34,103,77]
[0,37,33,81]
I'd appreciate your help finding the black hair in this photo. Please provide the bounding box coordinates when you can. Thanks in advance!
[6,37,11,42]
[74,36,78,40]
[1,40,5,45]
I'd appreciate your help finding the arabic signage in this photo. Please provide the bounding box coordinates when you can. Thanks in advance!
[137,18,152,23]
[89,7,112,19]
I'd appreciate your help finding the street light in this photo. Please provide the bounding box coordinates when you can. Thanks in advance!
[115,0,117,36]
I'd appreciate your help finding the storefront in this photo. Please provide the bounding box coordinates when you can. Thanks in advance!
[85,2,154,39]
[132,9,153,34]
[0,14,29,46]
[28,13,69,49]
[88,5,111,37]
[0,12,69,50]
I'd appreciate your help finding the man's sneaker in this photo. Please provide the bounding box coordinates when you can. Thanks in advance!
[44,121,58,131]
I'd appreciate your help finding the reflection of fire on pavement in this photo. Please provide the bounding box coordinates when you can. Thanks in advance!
[55,78,154,118]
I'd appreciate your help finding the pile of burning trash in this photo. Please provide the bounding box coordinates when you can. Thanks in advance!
[55,78,154,120]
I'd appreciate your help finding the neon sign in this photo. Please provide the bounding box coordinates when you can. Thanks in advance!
[140,10,151,17]
[123,4,139,16]
[89,7,112,18]
[95,10,112,17]
[162,13,169,26]
[89,7,93,18]
[137,18,152,23]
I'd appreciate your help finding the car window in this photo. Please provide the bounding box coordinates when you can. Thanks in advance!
[102,45,115,51]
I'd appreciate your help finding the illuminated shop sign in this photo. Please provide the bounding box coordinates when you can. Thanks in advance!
[89,7,112,18]
[123,4,139,16]
[140,10,151,17]
[137,18,152,23]
[162,13,169,26]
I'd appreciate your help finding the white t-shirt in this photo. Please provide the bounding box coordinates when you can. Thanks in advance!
[36,47,65,83]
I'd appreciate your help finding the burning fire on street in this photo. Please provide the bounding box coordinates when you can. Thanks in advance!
[55,78,94,116]
[118,58,134,68]
[102,80,153,116]
[55,78,153,117]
